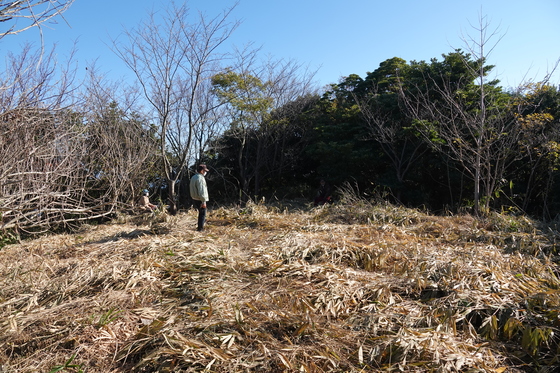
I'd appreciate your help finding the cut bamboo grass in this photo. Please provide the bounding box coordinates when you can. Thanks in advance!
[0,204,558,372]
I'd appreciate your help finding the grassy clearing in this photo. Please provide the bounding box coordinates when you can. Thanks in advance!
[0,201,559,372]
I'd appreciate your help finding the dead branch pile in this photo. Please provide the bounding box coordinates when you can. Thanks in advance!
[0,202,558,372]
[0,106,157,234]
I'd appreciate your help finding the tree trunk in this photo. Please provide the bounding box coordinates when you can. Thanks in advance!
[168,179,177,215]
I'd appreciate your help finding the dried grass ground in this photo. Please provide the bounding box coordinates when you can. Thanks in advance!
[0,201,559,372]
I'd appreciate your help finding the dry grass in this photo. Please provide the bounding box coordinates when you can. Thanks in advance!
[0,201,559,372]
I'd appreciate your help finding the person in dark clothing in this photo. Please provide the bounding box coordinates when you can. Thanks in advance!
[314,179,333,206]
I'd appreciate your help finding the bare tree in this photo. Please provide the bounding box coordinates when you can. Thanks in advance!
[0,1,161,234]
[113,2,239,214]
[354,62,428,203]
[80,65,160,207]
[212,53,317,201]
[253,58,317,196]
[402,17,522,215]
[0,0,74,38]
[0,43,76,109]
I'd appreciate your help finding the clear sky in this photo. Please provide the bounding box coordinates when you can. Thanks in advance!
[1,0,559,90]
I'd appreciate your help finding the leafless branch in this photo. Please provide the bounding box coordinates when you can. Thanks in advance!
[0,0,74,39]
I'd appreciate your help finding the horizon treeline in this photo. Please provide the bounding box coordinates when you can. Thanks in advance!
[1,3,560,234]
[208,51,560,219]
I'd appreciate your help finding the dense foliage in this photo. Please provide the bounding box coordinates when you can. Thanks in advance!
[2,0,560,234]
[206,52,560,220]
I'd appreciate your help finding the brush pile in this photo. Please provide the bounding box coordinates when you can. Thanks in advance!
[0,201,559,372]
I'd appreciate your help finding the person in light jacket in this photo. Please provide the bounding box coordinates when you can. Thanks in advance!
[189,164,209,231]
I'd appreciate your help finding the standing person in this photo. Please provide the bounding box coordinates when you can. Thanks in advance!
[189,164,209,231]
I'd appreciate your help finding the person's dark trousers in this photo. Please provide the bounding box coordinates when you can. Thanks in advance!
[194,200,206,231]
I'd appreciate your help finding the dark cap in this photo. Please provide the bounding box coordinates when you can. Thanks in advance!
[197,164,209,172]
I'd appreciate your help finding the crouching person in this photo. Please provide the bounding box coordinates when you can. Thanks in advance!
[138,189,157,212]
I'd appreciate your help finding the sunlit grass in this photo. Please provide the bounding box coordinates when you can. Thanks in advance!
[0,201,558,371]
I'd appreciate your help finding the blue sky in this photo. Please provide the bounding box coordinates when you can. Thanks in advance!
[1,0,559,90]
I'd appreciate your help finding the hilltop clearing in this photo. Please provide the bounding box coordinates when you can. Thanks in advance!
[0,202,559,372]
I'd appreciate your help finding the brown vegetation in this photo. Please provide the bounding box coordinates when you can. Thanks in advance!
[0,201,559,372]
